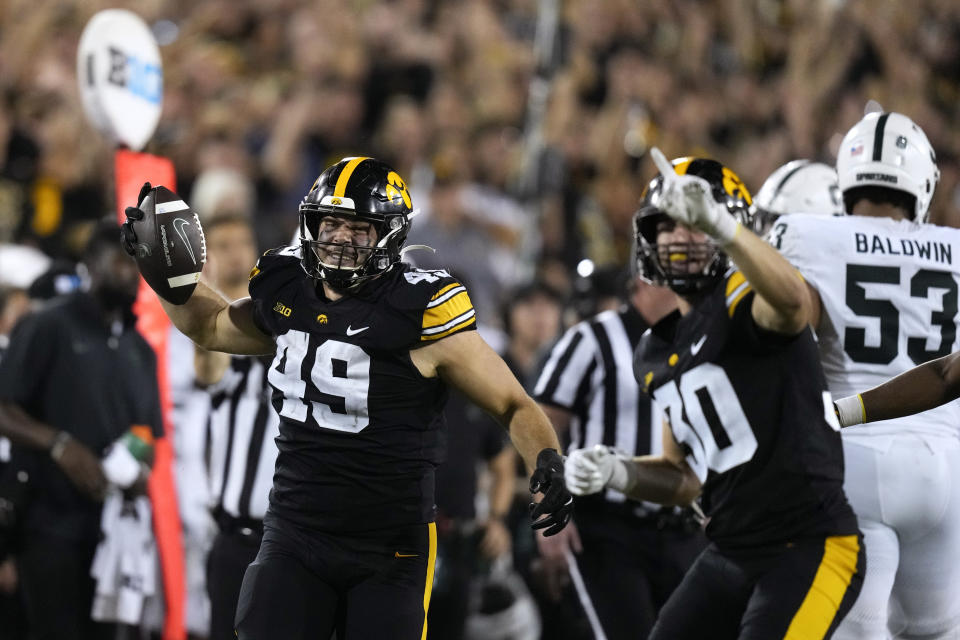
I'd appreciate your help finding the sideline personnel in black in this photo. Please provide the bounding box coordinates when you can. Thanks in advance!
[120,157,572,640]
[534,273,706,638]
[0,220,163,639]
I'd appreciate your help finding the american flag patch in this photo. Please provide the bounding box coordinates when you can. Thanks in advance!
[851,142,864,156]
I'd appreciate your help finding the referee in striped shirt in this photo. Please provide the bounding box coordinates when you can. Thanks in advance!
[200,352,279,640]
[192,214,280,640]
[533,270,706,639]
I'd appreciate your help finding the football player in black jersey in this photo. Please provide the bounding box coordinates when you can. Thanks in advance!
[121,157,572,640]
[564,149,863,639]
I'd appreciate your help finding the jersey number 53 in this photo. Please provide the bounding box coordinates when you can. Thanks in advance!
[844,265,957,365]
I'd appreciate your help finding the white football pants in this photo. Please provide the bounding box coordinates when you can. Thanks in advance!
[833,434,960,640]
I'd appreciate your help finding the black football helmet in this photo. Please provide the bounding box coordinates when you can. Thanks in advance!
[299,157,413,289]
[633,157,753,295]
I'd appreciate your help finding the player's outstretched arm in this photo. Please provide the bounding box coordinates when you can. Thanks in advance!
[412,331,561,468]
[157,282,274,355]
[565,421,701,506]
[723,229,811,335]
[411,330,572,536]
[835,350,960,427]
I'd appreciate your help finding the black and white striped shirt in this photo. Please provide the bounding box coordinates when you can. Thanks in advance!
[207,356,280,522]
[534,306,661,508]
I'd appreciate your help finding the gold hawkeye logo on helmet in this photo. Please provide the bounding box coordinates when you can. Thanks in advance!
[331,197,342,205]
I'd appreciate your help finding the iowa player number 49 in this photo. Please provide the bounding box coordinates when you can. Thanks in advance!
[654,363,758,482]
[267,330,371,433]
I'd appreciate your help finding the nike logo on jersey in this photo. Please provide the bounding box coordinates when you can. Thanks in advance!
[346,325,369,336]
[172,217,197,265]
[394,552,418,558]
[691,335,707,355]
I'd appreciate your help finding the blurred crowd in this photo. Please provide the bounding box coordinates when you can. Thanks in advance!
[3,0,960,304]
[3,0,960,638]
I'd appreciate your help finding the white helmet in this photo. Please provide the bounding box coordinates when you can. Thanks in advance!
[836,111,939,222]
[751,160,842,233]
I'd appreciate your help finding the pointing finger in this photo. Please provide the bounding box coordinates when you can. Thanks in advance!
[650,147,677,183]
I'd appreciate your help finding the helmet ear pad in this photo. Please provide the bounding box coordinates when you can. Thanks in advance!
[298,157,413,289]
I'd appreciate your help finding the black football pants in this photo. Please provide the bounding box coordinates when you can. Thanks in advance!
[207,527,261,640]
[235,513,436,640]
[571,511,706,639]
[650,534,865,640]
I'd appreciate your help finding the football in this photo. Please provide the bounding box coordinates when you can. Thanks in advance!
[130,185,206,305]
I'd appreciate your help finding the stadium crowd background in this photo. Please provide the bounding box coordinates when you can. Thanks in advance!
[3,0,960,301]
[3,0,960,637]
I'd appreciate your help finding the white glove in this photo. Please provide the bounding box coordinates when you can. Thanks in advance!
[101,442,141,489]
[564,444,630,496]
[649,147,740,245]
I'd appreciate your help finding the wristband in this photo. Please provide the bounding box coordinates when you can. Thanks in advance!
[49,431,72,461]
[834,394,866,427]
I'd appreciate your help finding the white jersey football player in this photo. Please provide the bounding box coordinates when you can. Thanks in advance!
[750,159,843,235]
[775,111,960,639]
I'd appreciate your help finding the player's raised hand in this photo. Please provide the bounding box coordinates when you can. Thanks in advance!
[119,182,206,305]
[650,147,740,245]
[119,181,151,257]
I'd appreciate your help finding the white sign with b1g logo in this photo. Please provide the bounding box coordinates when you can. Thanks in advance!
[77,9,163,151]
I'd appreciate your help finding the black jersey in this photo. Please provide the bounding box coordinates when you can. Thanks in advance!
[248,247,477,532]
[634,269,858,548]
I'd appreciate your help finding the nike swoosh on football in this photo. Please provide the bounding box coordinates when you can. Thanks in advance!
[172,218,197,265]
[346,325,369,336]
[395,552,418,558]
[690,334,707,355]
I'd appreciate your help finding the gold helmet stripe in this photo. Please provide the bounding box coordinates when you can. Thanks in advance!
[671,158,694,176]
[334,156,371,198]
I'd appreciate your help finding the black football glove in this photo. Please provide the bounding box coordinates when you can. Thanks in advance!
[529,448,574,537]
[120,181,152,257]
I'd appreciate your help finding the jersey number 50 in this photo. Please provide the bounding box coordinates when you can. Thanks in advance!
[267,331,371,433]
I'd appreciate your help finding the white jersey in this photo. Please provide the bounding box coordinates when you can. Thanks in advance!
[775,213,960,440]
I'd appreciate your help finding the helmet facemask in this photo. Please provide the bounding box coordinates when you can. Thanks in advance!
[634,207,727,296]
[299,204,407,290]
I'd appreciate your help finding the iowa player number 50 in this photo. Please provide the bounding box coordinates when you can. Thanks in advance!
[654,363,758,482]
[268,330,371,433]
